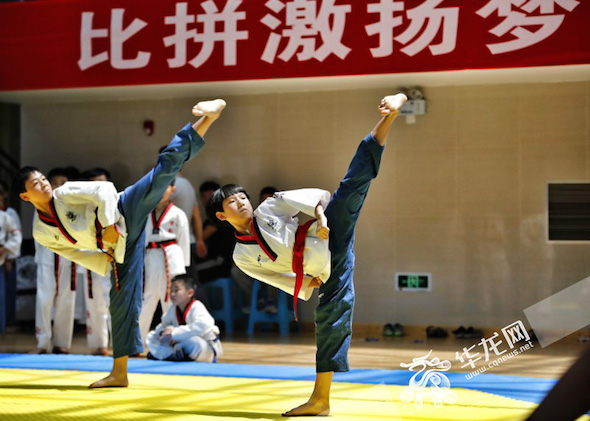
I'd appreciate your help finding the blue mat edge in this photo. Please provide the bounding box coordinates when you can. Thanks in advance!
[0,353,555,405]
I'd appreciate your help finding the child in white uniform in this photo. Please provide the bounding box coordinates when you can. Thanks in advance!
[0,209,22,333]
[139,182,190,344]
[16,99,225,388]
[79,265,111,355]
[207,94,406,416]
[79,168,113,356]
[31,168,76,354]
[33,241,77,354]
[146,275,221,362]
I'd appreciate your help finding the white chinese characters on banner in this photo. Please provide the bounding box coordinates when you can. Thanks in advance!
[260,0,352,64]
[76,1,582,72]
[476,0,580,54]
[78,10,150,71]
[366,0,459,58]
[164,0,248,69]
[397,0,459,56]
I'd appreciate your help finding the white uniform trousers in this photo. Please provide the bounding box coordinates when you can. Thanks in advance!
[138,263,179,345]
[35,260,76,350]
[81,269,111,349]
[145,333,222,362]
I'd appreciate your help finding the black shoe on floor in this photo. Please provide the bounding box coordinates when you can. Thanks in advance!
[383,323,395,337]
[462,326,483,339]
[452,326,467,338]
[426,326,448,338]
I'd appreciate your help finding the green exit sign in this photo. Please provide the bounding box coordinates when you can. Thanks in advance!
[395,273,431,292]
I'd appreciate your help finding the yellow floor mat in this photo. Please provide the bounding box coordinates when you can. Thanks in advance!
[0,368,585,420]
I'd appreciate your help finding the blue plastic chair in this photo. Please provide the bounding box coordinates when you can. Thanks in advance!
[247,281,296,336]
[202,277,244,335]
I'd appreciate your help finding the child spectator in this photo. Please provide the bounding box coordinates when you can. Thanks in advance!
[139,181,190,345]
[146,275,222,362]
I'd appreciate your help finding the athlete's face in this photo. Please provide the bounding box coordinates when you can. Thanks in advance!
[218,192,253,226]
[170,281,194,308]
[20,171,53,205]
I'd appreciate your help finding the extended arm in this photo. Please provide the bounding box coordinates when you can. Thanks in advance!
[314,203,329,240]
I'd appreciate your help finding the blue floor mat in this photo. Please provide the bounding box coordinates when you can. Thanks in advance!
[0,353,555,405]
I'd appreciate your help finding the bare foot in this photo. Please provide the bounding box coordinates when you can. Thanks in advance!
[88,374,129,389]
[379,93,408,115]
[282,400,330,417]
[192,99,226,118]
[29,348,47,354]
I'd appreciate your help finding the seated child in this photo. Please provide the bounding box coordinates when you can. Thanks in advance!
[206,94,407,416]
[146,275,222,362]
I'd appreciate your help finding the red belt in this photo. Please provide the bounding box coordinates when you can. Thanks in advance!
[291,219,316,322]
[146,240,177,302]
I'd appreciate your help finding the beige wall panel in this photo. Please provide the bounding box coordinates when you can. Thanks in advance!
[457,147,519,217]
[456,84,519,150]
[519,82,587,147]
[395,149,456,217]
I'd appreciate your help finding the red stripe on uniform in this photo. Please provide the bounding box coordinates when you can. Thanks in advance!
[49,200,77,244]
[250,217,278,261]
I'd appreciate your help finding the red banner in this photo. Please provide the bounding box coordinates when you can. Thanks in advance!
[0,0,588,91]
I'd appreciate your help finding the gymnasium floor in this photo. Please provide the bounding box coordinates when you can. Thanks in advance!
[0,326,588,420]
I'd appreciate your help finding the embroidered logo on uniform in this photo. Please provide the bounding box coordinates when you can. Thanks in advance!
[168,229,173,233]
[54,235,60,241]
[266,217,279,232]
[257,255,262,265]
[65,211,77,222]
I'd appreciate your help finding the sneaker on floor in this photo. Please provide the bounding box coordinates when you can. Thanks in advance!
[426,326,447,338]
[462,326,483,339]
[452,326,467,338]
[392,323,404,337]
[383,323,395,337]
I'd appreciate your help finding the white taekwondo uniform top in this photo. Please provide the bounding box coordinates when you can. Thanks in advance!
[0,210,22,266]
[232,188,331,301]
[32,181,126,277]
[144,202,191,279]
[153,298,220,343]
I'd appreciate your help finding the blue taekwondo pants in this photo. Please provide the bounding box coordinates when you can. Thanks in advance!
[316,133,384,373]
[110,124,205,358]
